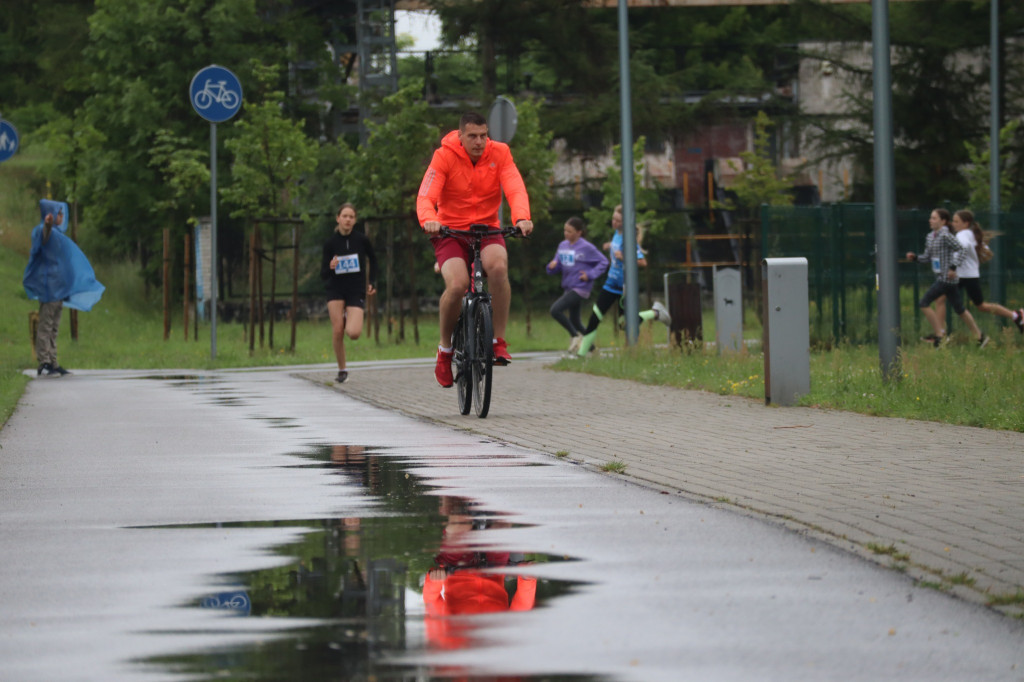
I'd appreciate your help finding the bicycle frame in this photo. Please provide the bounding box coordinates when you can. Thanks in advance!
[438,224,521,418]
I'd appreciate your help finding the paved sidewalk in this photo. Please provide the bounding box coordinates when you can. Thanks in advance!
[302,353,1024,616]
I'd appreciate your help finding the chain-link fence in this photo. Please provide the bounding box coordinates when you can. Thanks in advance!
[761,204,1024,344]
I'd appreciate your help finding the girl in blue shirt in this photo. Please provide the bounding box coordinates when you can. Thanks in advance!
[576,205,670,357]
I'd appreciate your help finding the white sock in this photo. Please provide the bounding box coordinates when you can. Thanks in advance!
[439,344,452,353]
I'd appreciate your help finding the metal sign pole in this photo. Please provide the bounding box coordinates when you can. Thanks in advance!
[618,0,639,345]
[210,122,218,359]
[989,0,1003,304]
[190,64,242,360]
[871,0,900,381]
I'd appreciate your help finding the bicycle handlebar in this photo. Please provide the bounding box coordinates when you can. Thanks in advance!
[438,224,527,240]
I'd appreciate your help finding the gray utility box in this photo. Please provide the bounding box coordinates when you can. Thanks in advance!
[762,258,810,406]
[713,266,743,353]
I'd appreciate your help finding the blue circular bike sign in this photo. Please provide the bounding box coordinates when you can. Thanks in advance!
[190,65,242,123]
[0,119,19,162]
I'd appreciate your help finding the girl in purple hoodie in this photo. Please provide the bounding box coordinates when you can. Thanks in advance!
[546,217,609,352]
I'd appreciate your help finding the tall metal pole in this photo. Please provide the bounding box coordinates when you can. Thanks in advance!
[618,0,639,345]
[210,122,218,359]
[872,0,900,381]
[989,0,1003,304]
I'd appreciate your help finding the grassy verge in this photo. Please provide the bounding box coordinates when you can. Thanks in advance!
[553,331,1024,432]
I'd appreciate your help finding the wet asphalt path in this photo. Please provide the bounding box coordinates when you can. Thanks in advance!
[1,365,1022,681]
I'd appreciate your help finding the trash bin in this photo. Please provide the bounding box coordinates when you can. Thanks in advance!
[664,272,702,345]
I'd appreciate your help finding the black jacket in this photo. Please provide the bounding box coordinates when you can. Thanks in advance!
[320,229,377,296]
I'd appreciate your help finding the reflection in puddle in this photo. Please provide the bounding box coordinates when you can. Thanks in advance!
[142,447,591,681]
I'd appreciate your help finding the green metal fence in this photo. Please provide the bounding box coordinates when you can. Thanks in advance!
[761,204,1024,344]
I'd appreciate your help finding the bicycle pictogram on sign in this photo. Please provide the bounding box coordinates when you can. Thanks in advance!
[189,65,243,123]
[193,80,240,111]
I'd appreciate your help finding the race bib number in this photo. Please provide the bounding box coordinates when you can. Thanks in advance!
[557,249,576,267]
[931,257,941,274]
[335,254,360,274]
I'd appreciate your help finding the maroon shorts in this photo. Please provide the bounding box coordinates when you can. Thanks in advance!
[431,232,506,270]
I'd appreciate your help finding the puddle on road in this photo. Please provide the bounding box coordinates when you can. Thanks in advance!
[141,446,597,682]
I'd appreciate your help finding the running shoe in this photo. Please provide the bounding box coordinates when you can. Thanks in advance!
[568,334,583,354]
[492,338,511,366]
[336,370,348,383]
[652,301,672,327]
[435,348,453,387]
[1015,309,1024,334]
[978,334,990,349]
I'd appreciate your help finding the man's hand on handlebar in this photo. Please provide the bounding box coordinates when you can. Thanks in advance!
[423,220,442,235]
[515,219,534,237]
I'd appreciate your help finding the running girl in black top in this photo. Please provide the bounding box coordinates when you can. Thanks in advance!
[320,203,377,383]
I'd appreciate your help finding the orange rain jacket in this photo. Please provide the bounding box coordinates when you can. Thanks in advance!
[422,570,537,650]
[417,130,531,230]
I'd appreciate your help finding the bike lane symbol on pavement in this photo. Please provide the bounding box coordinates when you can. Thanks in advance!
[190,65,243,123]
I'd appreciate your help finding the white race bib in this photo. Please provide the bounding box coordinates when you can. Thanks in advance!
[335,254,360,274]
[557,249,576,267]
[931,257,941,275]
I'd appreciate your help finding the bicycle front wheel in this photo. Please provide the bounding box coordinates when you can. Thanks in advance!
[453,310,471,415]
[193,91,213,110]
[472,302,493,418]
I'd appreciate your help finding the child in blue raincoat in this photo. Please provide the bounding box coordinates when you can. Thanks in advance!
[23,199,105,376]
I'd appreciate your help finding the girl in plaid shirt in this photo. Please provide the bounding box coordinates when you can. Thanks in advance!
[906,208,987,347]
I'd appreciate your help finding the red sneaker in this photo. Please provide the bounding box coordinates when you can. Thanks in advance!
[492,338,511,366]
[435,348,453,387]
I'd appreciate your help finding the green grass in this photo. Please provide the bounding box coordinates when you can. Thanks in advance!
[987,590,1024,608]
[554,330,1024,432]
[866,542,911,562]
[601,460,627,473]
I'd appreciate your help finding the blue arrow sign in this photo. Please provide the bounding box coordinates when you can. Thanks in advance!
[190,65,243,123]
[0,120,19,162]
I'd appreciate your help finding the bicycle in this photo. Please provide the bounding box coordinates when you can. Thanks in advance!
[193,79,240,111]
[438,224,523,418]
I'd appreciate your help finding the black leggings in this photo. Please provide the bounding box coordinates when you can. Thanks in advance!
[550,290,587,336]
[582,288,623,335]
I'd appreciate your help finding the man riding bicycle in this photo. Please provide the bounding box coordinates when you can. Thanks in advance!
[417,112,534,388]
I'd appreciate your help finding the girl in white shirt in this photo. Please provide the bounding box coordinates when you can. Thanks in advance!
[944,209,1024,334]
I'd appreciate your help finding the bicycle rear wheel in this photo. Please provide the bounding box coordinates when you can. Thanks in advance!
[454,310,471,415]
[472,302,493,418]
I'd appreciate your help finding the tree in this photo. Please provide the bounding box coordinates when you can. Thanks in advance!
[334,86,438,220]
[584,136,665,248]
[424,1,795,152]
[333,85,441,344]
[148,128,210,226]
[502,96,557,330]
[76,0,274,261]
[723,111,794,212]
[221,62,318,221]
[801,1,1024,206]
[961,119,1021,211]
[30,113,105,208]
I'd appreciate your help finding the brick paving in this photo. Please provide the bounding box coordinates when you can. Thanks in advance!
[300,353,1024,616]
